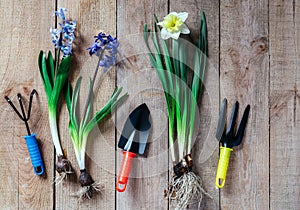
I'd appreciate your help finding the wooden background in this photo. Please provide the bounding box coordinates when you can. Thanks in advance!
[0,0,299,209]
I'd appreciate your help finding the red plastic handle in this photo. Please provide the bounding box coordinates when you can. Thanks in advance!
[116,151,136,192]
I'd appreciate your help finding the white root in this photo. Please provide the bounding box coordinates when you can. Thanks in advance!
[52,170,73,185]
[71,182,103,200]
[169,172,211,210]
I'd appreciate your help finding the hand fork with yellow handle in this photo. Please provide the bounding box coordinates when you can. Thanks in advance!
[215,99,250,188]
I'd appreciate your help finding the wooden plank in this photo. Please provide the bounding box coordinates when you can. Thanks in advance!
[55,0,117,209]
[0,0,54,209]
[220,0,269,209]
[169,1,220,209]
[116,0,169,209]
[270,0,300,209]
[3,1,300,209]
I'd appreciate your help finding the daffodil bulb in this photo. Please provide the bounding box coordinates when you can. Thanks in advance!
[158,12,190,40]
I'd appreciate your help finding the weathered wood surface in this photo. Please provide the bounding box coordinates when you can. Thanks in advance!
[116,1,169,209]
[0,1,54,210]
[0,0,299,210]
[170,0,220,209]
[220,0,269,209]
[270,0,300,209]
[55,0,117,209]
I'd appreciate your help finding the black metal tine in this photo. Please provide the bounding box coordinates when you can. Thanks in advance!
[232,104,250,147]
[4,96,25,120]
[216,98,227,141]
[17,94,27,119]
[17,93,31,135]
[226,101,239,137]
[27,89,37,121]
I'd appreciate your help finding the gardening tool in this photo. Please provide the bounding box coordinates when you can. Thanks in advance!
[215,98,250,188]
[116,103,151,192]
[5,89,45,176]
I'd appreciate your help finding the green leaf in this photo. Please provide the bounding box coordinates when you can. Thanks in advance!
[199,11,208,95]
[179,40,187,83]
[152,28,164,71]
[191,11,207,104]
[144,19,177,142]
[154,14,159,23]
[65,81,72,115]
[82,78,93,127]
[38,51,52,99]
[198,11,208,54]
[51,55,71,105]
[191,50,200,103]
[68,121,80,150]
[71,77,82,132]
[96,87,127,122]
[66,78,83,152]
[179,40,188,116]
[172,39,179,76]
[46,51,55,87]
[65,79,82,153]
[188,11,208,146]
[85,87,128,134]
[93,87,121,123]
[151,24,172,107]
[154,22,178,133]
[154,21,174,98]
[144,23,175,138]
[38,51,46,91]
[154,24,173,74]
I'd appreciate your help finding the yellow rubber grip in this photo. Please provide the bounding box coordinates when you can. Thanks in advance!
[215,147,233,188]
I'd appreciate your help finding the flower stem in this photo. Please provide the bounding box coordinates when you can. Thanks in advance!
[82,50,105,123]
[54,40,61,78]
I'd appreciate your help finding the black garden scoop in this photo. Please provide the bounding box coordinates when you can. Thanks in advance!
[215,98,250,188]
[116,103,151,192]
[5,89,45,176]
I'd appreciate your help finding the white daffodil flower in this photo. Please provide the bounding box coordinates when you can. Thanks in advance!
[157,12,190,40]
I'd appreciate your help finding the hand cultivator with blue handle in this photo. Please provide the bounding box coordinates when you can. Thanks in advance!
[5,89,45,176]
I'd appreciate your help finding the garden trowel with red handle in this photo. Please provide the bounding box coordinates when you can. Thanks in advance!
[116,103,151,192]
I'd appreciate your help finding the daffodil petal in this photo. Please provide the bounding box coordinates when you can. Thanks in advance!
[158,11,190,40]
[177,12,188,22]
[161,28,171,40]
[169,12,179,16]
[181,24,190,34]
[170,31,181,40]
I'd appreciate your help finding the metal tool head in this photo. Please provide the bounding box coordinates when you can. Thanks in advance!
[5,89,37,135]
[216,98,227,141]
[226,101,239,138]
[216,99,250,148]
[231,104,250,147]
[118,103,151,155]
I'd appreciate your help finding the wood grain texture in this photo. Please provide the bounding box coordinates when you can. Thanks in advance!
[1,0,300,209]
[0,0,54,209]
[270,0,300,209]
[116,0,169,209]
[55,0,117,209]
[220,0,269,209]
[169,1,220,209]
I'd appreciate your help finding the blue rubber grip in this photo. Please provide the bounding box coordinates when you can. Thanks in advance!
[22,134,45,176]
